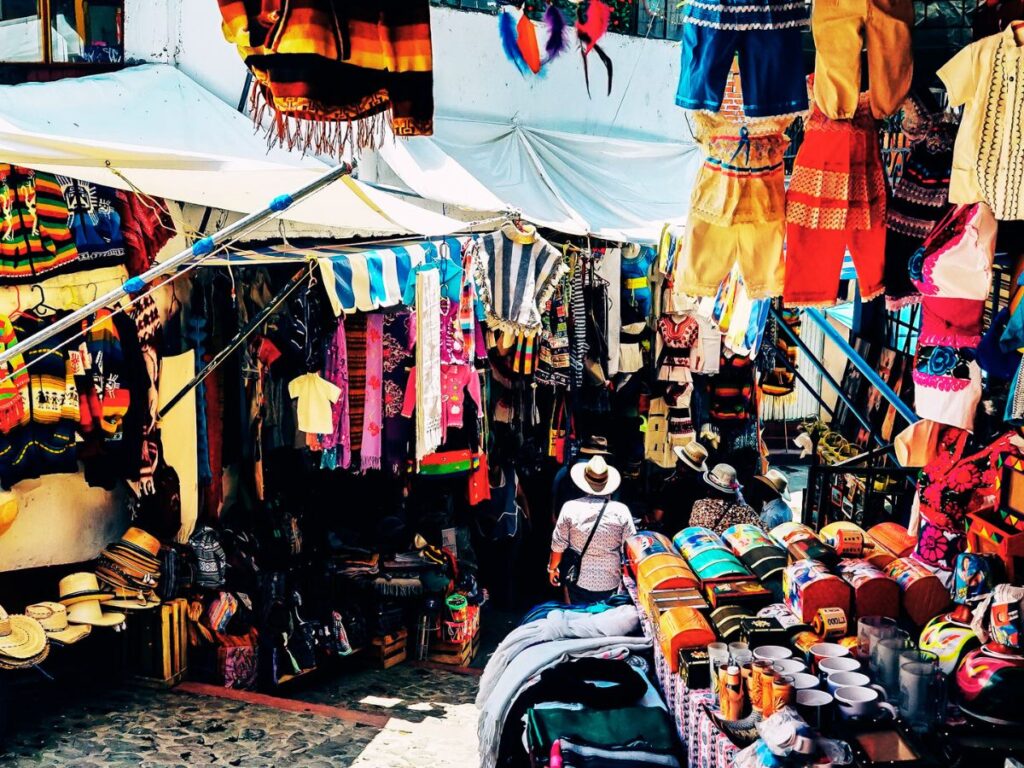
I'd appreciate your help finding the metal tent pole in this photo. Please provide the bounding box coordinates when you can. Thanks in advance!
[803,308,919,426]
[158,266,310,419]
[0,164,351,368]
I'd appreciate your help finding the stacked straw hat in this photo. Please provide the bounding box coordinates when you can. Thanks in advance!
[95,527,162,607]
[25,602,90,645]
[58,573,126,627]
[0,605,48,669]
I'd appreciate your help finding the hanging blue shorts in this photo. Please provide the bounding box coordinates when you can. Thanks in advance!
[676,1,809,119]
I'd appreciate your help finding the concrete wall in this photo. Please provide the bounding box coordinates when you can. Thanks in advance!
[122,1,686,142]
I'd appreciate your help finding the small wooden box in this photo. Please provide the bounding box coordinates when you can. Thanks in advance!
[125,598,189,686]
[967,509,1024,584]
[427,627,480,667]
[370,629,408,669]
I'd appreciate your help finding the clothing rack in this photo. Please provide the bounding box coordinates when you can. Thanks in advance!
[0,164,352,368]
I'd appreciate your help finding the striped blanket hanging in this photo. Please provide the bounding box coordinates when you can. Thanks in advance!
[216,0,433,155]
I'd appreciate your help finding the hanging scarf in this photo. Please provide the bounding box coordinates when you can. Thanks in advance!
[383,311,415,475]
[361,314,385,472]
[569,255,588,390]
[458,242,478,359]
[415,269,443,460]
[320,318,351,470]
[346,315,368,457]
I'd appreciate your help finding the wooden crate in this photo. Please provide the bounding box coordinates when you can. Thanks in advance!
[426,627,480,667]
[369,629,408,669]
[125,598,189,686]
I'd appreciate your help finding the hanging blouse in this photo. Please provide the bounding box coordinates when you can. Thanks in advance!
[657,315,699,383]
[403,364,483,444]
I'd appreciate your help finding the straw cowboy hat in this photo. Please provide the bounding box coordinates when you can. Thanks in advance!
[25,602,90,645]
[0,491,17,537]
[58,572,114,606]
[105,587,161,611]
[96,527,162,594]
[571,455,621,497]
[755,468,792,502]
[703,463,740,494]
[67,600,126,628]
[0,605,48,666]
[673,442,709,473]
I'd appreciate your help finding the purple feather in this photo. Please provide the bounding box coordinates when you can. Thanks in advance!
[542,5,569,63]
[499,11,528,75]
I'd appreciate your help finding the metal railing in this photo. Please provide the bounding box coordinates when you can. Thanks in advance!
[803,446,918,530]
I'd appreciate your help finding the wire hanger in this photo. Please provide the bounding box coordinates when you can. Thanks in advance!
[31,285,58,318]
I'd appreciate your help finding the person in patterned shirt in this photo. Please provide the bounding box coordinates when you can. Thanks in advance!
[689,463,765,535]
[548,455,636,604]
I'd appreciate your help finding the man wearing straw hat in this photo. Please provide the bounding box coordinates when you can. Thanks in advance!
[650,441,709,536]
[548,455,636,604]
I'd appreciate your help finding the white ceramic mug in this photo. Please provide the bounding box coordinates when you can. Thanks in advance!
[772,658,807,676]
[834,685,897,720]
[817,655,860,680]
[810,642,850,670]
[790,672,821,691]
[753,645,793,663]
[826,671,873,694]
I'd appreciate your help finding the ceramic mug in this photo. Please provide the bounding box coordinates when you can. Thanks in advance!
[810,642,850,671]
[773,658,807,676]
[753,645,793,663]
[795,689,835,732]
[825,671,873,694]
[834,685,897,720]
[790,672,821,691]
[817,655,860,681]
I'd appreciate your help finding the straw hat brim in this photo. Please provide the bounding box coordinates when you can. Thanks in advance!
[755,474,792,501]
[67,605,126,627]
[673,445,708,473]
[570,462,621,497]
[106,596,160,611]
[0,615,48,660]
[60,591,115,607]
[0,643,48,669]
[45,624,91,645]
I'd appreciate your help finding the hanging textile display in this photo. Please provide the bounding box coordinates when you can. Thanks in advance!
[678,112,789,300]
[535,273,571,388]
[760,308,800,398]
[810,0,913,120]
[361,314,385,472]
[939,26,1024,221]
[884,92,958,309]
[0,165,79,284]
[216,0,434,154]
[784,95,887,307]
[675,0,809,117]
[909,203,996,431]
[474,224,567,337]
[382,311,415,474]
[116,191,175,276]
[320,319,351,471]
[414,268,443,461]
[55,177,126,271]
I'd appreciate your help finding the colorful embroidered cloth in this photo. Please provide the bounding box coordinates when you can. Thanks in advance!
[414,268,442,460]
[361,314,384,472]
[217,0,433,153]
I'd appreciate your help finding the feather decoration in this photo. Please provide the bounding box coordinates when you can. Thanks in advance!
[542,5,569,63]
[517,12,543,74]
[576,0,612,54]
[499,10,528,74]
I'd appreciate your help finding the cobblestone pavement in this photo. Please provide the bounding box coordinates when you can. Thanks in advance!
[0,662,482,767]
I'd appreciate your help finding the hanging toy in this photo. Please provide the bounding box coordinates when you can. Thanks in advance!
[499,6,542,74]
[576,0,614,97]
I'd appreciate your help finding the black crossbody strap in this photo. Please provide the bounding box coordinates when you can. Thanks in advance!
[578,499,610,562]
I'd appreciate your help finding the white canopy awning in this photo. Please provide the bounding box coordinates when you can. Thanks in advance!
[0,64,469,238]
[369,115,702,243]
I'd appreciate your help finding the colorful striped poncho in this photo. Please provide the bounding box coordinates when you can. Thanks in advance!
[217,0,433,154]
[0,166,79,283]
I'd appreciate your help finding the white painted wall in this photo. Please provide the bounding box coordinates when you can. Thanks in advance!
[123,1,685,142]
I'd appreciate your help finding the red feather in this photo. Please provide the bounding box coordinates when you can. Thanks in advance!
[576,0,612,54]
